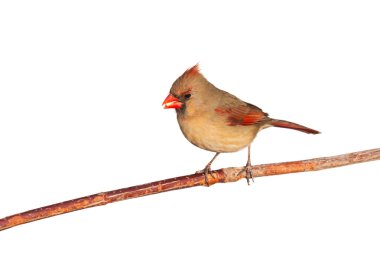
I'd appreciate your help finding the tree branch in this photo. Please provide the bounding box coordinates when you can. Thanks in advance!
[1,148,379,231]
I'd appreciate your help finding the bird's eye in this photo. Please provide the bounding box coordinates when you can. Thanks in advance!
[184,93,191,99]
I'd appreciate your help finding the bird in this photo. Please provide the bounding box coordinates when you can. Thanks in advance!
[162,64,320,185]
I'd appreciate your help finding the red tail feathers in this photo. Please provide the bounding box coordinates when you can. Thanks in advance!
[270,119,320,134]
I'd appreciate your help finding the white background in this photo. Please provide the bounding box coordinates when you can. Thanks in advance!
[1,1,379,252]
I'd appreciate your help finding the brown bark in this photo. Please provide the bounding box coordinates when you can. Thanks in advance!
[1,148,379,231]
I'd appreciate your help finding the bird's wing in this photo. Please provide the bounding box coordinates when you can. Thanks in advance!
[214,93,269,126]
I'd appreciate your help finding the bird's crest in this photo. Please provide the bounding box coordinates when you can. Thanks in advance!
[170,64,208,96]
[183,64,200,77]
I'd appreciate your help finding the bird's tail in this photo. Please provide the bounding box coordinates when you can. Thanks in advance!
[270,119,320,134]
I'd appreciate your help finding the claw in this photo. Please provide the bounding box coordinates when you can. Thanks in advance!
[237,164,254,185]
[245,165,254,185]
[244,144,254,185]
[196,152,220,186]
[203,164,212,186]
[195,164,215,186]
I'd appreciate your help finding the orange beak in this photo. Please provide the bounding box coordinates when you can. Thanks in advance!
[162,94,183,109]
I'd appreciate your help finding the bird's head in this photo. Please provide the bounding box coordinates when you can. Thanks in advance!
[162,64,214,115]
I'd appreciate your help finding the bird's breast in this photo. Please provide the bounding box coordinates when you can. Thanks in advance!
[177,114,260,153]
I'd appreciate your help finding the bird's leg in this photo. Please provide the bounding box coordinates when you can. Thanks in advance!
[244,144,254,185]
[196,152,220,186]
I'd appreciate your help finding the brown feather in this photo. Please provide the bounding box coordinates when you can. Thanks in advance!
[270,119,320,134]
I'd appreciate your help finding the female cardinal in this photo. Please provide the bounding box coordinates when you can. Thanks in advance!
[162,64,320,184]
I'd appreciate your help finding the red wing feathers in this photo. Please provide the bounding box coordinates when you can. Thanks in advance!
[215,104,268,126]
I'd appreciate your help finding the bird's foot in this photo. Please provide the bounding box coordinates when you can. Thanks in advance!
[238,163,254,185]
[195,164,215,186]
